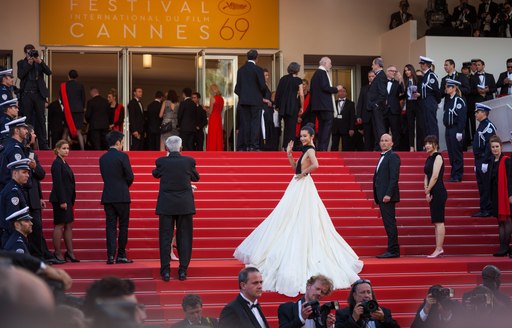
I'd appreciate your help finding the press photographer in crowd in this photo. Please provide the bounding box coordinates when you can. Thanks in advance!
[410,285,461,328]
[335,278,400,328]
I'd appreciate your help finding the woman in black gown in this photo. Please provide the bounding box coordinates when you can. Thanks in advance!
[423,135,448,258]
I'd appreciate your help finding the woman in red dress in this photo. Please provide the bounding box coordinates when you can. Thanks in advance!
[206,84,224,151]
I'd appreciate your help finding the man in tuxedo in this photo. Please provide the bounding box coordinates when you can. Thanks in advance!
[192,92,208,151]
[85,87,110,150]
[450,0,477,36]
[219,267,268,328]
[172,294,218,328]
[153,136,199,281]
[478,0,499,36]
[373,134,401,258]
[178,88,198,151]
[496,58,512,96]
[367,57,389,151]
[278,274,336,328]
[234,49,266,151]
[331,86,355,151]
[128,87,145,150]
[418,56,441,140]
[335,279,400,328]
[99,131,134,264]
[356,71,376,151]
[60,69,86,150]
[469,59,496,103]
[389,0,414,29]
[146,91,164,151]
[310,57,341,151]
[385,66,405,150]
[440,59,471,100]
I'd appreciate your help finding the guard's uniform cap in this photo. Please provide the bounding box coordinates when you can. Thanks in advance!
[0,98,18,111]
[419,56,434,65]
[0,68,14,78]
[5,207,32,222]
[445,79,461,87]
[6,158,31,171]
[5,116,28,130]
[475,103,492,112]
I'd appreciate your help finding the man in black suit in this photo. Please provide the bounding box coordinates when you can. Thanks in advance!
[172,294,218,328]
[178,88,198,151]
[219,267,268,328]
[385,66,405,150]
[469,59,496,103]
[234,49,266,151]
[310,57,341,151]
[410,285,461,328]
[153,136,199,281]
[440,59,471,99]
[278,274,336,328]
[478,0,499,36]
[99,131,134,265]
[335,279,400,328]
[356,71,376,151]
[128,87,145,150]
[60,69,86,150]
[496,58,512,96]
[373,134,401,258]
[192,92,208,151]
[17,44,51,150]
[450,0,477,36]
[47,99,64,149]
[331,86,355,151]
[367,57,389,151]
[146,90,164,151]
[85,87,110,150]
[389,0,414,29]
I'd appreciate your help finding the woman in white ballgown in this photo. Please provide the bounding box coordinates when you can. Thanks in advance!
[234,124,363,297]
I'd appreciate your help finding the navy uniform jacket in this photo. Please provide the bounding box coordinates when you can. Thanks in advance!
[0,138,26,188]
[99,148,134,204]
[0,114,13,143]
[152,152,199,216]
[49,156,76,206]
[0,83,14,102]
[420,70,441,103]
[234,61,266,107]
[0,179,28,235]
[443,95,467,132]
[3,230,29,254]
[472,117,496,164]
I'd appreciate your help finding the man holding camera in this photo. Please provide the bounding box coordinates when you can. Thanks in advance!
[410,285,461,328]
[335,279,399,328]
[17,44,51,150]
[278,274,336,328]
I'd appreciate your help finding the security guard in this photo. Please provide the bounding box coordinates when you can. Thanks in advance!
[0,98,20,144]
[3,206,32,254]
[0,158,30,248]
[471,103,496,218]
[443,79,466,182]
[0,117,30,190]
[418,56,441,139]
[0,67,15,102]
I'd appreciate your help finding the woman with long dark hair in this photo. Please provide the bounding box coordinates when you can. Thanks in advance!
[403,64,424,151]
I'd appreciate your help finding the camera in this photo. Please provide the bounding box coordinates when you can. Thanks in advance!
[360,300,379,318]
[431,286,453,302]
[463,288,494,312]
[27,49,39,58]
[304,300,340,320]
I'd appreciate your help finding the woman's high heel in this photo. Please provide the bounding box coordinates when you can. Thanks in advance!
[53,252,66,264]
[65,251,80,263]
[427,249,444,258]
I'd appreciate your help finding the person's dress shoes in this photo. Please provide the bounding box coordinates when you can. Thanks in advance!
[493,249,509,257]
[162,273,170,282]
[376,252,400,258]
[107,257,115,264]
[178,270,187,281]
[471,212,491,217]
[115,257,134,264]
[448,177,461,182]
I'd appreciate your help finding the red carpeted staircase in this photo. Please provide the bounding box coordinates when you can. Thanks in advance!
[36,150,512,327]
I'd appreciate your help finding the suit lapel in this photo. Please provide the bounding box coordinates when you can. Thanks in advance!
[237,295,263,328]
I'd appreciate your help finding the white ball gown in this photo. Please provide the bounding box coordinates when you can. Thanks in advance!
[234,146,363,297]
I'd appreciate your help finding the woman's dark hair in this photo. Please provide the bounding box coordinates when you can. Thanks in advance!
[403,64,418,88]
[167,89,179,103]
[489,135,502,145]
[301,123,315,136]
[287,62,301,75]
[424,135,439,149]
[347,279,376,308]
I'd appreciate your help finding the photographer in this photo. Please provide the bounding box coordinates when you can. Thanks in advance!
[410,285,461,328]
[493,2,512,38]
[461,285,510,328]
[278,274,337,328]
[481,265,510,306]
[335,279,399,328]
[450,0,477,36]
[17,44,51,150]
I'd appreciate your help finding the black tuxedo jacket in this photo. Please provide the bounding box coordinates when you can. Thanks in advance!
[61,80,85,113]
[496,71,512,96]
[17,58,51,98]
[386,80,404,115]
[470,72,497,101]
[310,68,338,112]
[152,152,199,216]
[178,98,198,133]
[99,148,134,204]
[440,72,471,99]
[389,11,413,29]
[373,151,400,204]
[451,3,477,25]
[23,148,45,210]
[335,306,400,328]
[171,316,219,328]
[235,61,266,107]
[367,70,388,112]
[478,1,499,19]
[147,100,163,133]
[49,156,76,206]
[333,98,355,134]
[219,294,269,328]
[128,98,145,134]
[278,299,327,328]
[85,95,110,130]
[356,84,372,123]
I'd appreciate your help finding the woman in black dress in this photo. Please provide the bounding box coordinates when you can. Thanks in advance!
[488,135,512,256]
[50,140,79,262]
[423,135,448,258]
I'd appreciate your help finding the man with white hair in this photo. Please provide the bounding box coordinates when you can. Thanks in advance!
[152,136,199,282]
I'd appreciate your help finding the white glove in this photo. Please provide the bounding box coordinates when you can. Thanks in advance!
[456,133,462,142]
[481,163,488,174]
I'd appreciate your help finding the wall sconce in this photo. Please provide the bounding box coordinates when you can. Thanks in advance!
[142,54,152,69]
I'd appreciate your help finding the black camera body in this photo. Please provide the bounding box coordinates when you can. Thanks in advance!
[304,300,340,320]
[28,49,39,58]
[431,286,453,301]
[360,300,379,318]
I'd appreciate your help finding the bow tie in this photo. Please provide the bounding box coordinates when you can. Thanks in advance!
[247,301,259,309]
[381,152,387,156]
[339,98,346,102]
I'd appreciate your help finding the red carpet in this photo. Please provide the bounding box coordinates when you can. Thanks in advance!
[35,150,511,327]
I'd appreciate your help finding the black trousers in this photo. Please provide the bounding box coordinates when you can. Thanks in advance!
[406,100,424,151]
[89,129,107,150]
[445,127,464,181]
[331,130,352,151]
[239,105,261,150]
[147,131,161,151]
[159,214,192,275]
[22,92,48,149]
[131,134,145,150]
[104,203,130,258]
[282,114,298,150]
[194,130,204,151]
[475,158,492,213]
[379,202,400,254]
[389,113,401,150]
[27,209,52,259]
[372,107,388,150]
[420,97,439,140]
[316,111,333,151]
[362,120,375,151]
[180,131,196,151]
